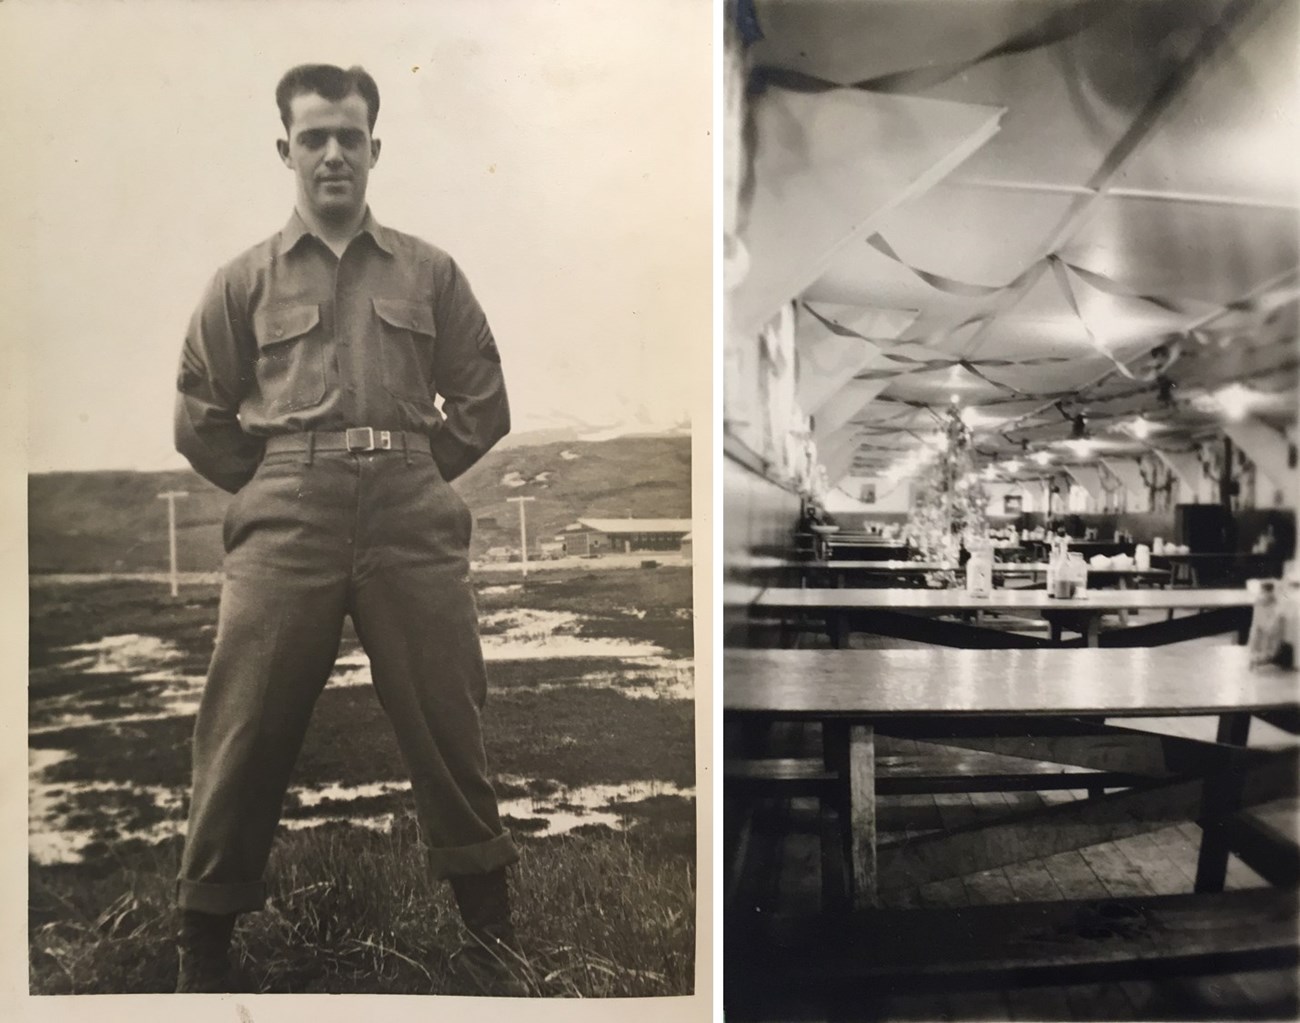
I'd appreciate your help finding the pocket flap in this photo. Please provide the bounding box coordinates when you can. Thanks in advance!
[373,298,437,337]
[254,303,321,349]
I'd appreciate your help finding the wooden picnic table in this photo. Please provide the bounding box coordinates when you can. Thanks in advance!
[724,646,1300,992]
[1154,551,1286,587]
[752,585,1254,648]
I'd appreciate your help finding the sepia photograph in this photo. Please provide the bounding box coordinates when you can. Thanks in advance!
[7,0,710,1015]
[723,0,1300,1019]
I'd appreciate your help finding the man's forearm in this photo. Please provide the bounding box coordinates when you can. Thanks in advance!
[174,396,263,493]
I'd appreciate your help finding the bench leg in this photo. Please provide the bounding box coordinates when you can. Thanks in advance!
[827,611,844,649]
[1194,712,1253,893]
[849,724,878,909]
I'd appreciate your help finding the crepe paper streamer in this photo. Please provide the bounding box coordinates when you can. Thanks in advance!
[865,233,1028,298]
[750,0,1112,98]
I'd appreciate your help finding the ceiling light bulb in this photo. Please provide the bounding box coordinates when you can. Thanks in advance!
[1131,417,1151,439]
[1031,451,1052,465]
[1214,384,1254,422]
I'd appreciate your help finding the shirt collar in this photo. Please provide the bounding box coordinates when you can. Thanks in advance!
[277,207,395,257]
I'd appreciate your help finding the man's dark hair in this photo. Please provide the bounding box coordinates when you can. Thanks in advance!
[276,64,380,133]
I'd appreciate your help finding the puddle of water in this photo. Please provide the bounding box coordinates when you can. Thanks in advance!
[29,758,186,866]
[54,634,183,675]
[30,610,692,862]
[565,661,694,701]
[495,776,693,836]
[29,759,693,863]
[480,584,523,596]
[478,609,668,661]
[292,780,409,808]
[30,607,688,737]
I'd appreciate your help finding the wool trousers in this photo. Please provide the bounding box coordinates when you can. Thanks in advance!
[176,446,517,915]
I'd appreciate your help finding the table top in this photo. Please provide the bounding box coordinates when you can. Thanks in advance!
[752,586,1253,613]
[1154,552,1285,561]
[724,647,1299,718]
[746,557,1169,578]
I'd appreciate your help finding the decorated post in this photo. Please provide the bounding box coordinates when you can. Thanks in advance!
[909,405,989,562]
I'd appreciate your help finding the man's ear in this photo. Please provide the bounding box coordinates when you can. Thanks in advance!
[370,138,382,168]
[276,138,291,166]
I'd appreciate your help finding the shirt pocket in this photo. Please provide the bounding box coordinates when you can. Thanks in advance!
[373,298,436,404]
[252,303,327,414]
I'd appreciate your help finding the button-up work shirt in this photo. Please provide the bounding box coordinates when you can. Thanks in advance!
[175,209,510,493]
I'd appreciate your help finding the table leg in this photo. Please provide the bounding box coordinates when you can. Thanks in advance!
[827,611,844,649]
[1194,711,1252,894]
[849,724,878,909]
[822,721,850,910]
[1086,615,1101,647]
[1117,576,1130,627]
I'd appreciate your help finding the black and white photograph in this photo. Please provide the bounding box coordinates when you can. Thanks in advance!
[723,0,1300,1019]
[7,0,710,1015]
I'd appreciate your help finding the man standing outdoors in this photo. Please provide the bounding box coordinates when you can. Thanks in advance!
[173,64,522,994]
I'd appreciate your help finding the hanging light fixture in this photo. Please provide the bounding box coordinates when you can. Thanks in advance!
[1213,383,1255,421]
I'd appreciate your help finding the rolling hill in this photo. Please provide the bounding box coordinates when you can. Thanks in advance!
[28,434,691,574]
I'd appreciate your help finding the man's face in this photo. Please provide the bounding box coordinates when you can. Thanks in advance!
[277,90,380,224]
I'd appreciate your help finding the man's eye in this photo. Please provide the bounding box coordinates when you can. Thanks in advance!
[338,131,366,148]
[299,131,328,149]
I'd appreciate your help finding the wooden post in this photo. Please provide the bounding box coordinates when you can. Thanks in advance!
[507,496,535,578]
[156,490,189,597]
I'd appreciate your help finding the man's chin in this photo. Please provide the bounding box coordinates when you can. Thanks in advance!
[310,198,364,221]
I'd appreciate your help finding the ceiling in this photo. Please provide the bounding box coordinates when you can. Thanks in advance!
[733,0,1300,490]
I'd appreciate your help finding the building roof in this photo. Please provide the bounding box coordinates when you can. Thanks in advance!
[577,518,693,535]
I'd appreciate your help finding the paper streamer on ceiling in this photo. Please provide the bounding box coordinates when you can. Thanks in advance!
[865,234,1027,298]
[1049,256,1145,380]
[749,0,1113,98]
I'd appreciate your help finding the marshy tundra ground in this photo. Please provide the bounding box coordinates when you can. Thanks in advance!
[29,566,697,996]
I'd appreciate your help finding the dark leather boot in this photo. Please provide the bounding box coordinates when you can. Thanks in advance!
[174,909,238,993]
[449,870,529,996]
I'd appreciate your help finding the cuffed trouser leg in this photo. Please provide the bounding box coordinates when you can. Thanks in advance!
[350,453,518,879]
[177,456,351,915]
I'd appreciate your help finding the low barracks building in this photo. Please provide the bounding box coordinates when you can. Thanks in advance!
[559,518,693,556]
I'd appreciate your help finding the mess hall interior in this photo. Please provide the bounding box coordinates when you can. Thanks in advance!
[722,1,1300,1019]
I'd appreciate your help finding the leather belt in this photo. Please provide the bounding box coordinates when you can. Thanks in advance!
[264,428,431,455]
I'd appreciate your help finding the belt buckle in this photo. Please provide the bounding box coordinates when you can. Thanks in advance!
[344,427,393,452]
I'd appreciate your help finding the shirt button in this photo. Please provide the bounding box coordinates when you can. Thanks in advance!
[273,326,284,338]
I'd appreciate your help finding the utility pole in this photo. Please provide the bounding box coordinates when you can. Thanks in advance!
[507,496,536,578]
[157,490,190,597]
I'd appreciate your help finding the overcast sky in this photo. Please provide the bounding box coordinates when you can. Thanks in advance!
[5,0,710,473]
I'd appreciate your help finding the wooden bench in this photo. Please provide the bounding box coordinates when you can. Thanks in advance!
[725,646,1300,997]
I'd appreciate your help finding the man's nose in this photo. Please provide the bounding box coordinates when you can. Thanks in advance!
[323,136,345,164]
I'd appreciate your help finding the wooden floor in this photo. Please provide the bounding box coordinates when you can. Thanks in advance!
[725,621,1300,1021]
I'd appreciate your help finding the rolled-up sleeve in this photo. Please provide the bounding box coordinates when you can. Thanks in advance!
[428,259,510,481]
[174,268,263,493]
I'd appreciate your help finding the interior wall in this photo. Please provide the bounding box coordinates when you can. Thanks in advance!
[829,475,912,514]
[724,450,803,641]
